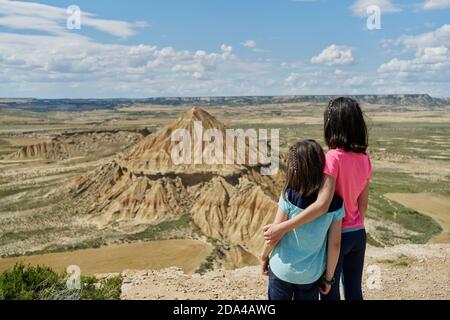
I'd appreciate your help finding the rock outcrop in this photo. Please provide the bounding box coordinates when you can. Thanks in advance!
[71,108,284,258]
[5,130,144,161]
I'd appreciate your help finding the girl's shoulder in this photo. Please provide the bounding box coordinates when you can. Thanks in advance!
[327,148,370,161]
[326,148,340,157]
[326,149,372,180]
[283,189,343,213]
[283,189,317,210]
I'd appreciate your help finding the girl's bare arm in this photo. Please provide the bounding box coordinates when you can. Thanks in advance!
[260,206,288,259]
[319,218,342,294]
[283,175,336,230]
[325,219,342,280]
[264,175,336,244]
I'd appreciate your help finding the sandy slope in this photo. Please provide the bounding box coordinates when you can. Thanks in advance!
[120,244,450,300]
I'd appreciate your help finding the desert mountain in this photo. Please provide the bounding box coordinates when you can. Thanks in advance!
[4,130,146,161]
[122,107,269,175]
[71,108,283,259]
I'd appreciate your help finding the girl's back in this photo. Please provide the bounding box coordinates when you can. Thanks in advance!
[324,149,371,231]
[270,189,343,284]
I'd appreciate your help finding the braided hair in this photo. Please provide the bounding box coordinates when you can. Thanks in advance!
[282,140,325,199]
[288,146,298,174]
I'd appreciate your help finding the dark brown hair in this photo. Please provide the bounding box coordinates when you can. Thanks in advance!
[324,97,368,154]
[283,139,325,199]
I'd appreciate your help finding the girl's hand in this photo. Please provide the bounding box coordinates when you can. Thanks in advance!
[260,256,269,276]
[263,224,286,246]
[319,283,331,295]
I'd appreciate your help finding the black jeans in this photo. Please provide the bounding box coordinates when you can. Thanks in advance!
[268,269,319,300]
[321,229,367,301]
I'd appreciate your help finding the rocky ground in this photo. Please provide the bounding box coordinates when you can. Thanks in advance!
[120,244,450,300]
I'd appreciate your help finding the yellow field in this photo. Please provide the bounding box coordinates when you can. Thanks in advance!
[0,240,211,275]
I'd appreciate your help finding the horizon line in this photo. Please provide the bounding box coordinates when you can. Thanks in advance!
[1,93,449,100]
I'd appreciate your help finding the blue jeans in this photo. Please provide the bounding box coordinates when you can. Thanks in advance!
[321,229,367,301]
[268,269,319,300]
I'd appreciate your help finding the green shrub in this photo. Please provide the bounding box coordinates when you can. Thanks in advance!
[79,275,123,300]
[0,263,63,300]
[0,263,122,300]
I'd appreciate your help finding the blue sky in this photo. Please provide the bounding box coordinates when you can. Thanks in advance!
[0,0,449,98]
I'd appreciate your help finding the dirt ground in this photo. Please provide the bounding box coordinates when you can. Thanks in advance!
[0,240,211,275]
[120,244,450,300]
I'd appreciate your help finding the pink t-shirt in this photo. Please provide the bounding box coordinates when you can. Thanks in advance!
[324,148,372,230]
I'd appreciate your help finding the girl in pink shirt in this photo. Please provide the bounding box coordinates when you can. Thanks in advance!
[264,97,371,300]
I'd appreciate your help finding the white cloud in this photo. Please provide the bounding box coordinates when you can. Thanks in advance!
[311,45,354,65]
[0,0,145,38]
[285,73,300,84]
[375,25,450,96]
[378,46,449,73]
[422,0,450,10]
[280,61,302,68]
[220,44,233,54]
[399,24,450,52]
[0,2,272,97]
[1,0,448,97]
[378,25,450,96]
[240,40,271,53]
[241,40,257,48]
[344,76,366,86]
[349,0,401,17]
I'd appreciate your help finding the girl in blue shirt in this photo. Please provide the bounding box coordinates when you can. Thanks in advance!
[260,140,343,300]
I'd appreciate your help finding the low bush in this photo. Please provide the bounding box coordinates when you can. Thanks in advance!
[0,263,122,300]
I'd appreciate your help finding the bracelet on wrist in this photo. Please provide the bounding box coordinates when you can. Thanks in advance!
[322,275,336,286]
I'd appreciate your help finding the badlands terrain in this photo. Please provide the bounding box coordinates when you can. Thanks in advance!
[0,96,449,299]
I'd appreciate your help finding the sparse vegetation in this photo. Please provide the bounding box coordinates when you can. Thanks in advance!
[195,237,226,275]
[14,238,108,258]
[0,263,122,300]
[124,215,192,241]
[369,170,444,244]
[378,254,413,267]
[0,186,41,199]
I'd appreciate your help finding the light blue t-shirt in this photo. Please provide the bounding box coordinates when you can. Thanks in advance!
[269,189,344,285]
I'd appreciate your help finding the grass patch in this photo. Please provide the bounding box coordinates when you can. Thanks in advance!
[3,238,108,259]
[0,263,122,300]
[370,123,450,161]
[124,215,191,241]
[378,254,413,267]
[368,170,444,244]
[0,192,65,213]
[0,186,41,199]
[195,237,225,275]
[0,227,70,247]
[366,233,384,248]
